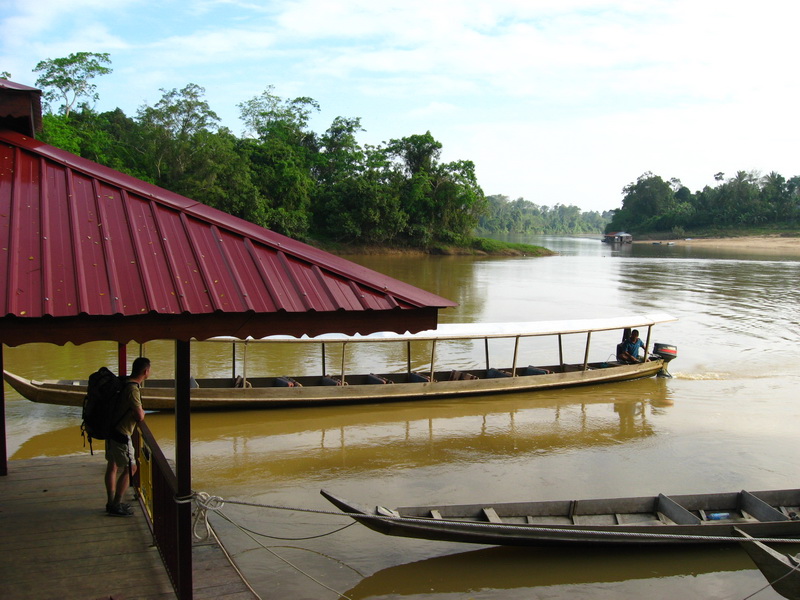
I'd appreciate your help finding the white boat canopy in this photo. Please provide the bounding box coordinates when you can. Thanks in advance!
[204,313,677,344]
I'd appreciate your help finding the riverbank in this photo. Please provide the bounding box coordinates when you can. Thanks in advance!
[315,237,556,257]
[638,234,800,255]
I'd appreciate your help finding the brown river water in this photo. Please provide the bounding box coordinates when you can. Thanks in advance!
[4,236,800,599]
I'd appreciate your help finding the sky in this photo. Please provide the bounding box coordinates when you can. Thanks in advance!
[2,0,798,213]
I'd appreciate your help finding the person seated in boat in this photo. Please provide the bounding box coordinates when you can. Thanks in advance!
[617,329,646,364]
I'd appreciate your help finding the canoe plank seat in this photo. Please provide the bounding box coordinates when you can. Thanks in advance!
[482,507,503,523]
[430,510,443,519]
[409,372,432,383]
[448,370,478,381]
[656,494,702,525]
[487,368,512,379]
[524,366,552,376]
[740,490,790,522]
[233,375,252,388]
[366,373,393,385]
[275,376,302,387]
[321,376,346,386]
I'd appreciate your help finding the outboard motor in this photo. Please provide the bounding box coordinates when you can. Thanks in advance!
[652,343,677,378]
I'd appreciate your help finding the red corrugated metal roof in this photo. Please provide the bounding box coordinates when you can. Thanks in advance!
[0,128,456,344]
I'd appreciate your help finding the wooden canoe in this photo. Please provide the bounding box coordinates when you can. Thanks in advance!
[3,314,677,411]
[736,527,800,599]
[320,488,800,546]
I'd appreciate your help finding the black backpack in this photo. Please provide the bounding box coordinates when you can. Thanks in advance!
[81,367,130,453]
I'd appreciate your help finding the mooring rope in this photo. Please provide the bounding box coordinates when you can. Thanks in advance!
[185,491,800,544]
[181,490,800,600]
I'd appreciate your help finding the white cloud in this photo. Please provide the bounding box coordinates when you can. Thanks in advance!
[3,0,799,211]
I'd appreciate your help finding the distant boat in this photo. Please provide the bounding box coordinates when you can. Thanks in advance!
[3,314,676,411]
[602,232,633,244]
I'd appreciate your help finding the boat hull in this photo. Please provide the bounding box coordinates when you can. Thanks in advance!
[3,359,665,411]
[736,528,800,599]
[321,489,800,547]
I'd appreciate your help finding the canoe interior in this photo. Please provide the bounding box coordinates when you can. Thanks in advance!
[57,361,651,390]
[394,490,800,526]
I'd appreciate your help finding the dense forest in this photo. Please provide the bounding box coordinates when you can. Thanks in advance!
[480,195,610,235]
[607,171,800,237]
[8,52,605,249]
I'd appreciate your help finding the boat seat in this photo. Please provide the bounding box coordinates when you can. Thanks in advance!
[656,493,701,525]
[487,368,512,378]
[448,370,478,381]
[409,372,431,383]
[482,507,503,523]
[233,375,252,388]
[740,490,789,522]
[275,376,302,387]
[321,376,346,386]
[524,366,552,376]
[366,373,393,384]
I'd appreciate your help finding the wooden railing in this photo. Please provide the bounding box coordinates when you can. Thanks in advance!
[134,422,193,599]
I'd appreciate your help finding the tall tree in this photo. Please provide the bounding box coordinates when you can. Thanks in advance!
[33,52,112,117]
[135,83,220,190]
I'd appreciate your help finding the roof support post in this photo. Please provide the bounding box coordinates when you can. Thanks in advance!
[429,340,437,382]
[1,344,6,477]
[118,343,127,376]
[174,339,193,599]
[583,332,592,371]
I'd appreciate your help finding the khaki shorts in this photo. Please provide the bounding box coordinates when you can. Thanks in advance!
[105,436,133,468]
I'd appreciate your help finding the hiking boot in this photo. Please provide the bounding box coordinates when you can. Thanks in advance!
[108,503,134,517]
[105,501,132,513]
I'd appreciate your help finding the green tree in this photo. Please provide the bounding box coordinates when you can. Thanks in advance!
[135,83,220,190]
[33,52,112,117]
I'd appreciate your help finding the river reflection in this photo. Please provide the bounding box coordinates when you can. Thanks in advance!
[5,236,800,599]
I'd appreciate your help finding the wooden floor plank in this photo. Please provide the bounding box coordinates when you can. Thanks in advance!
[0,456,257,600]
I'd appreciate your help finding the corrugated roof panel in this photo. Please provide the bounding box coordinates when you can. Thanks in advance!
[217,234,280,313]
[7,148,44,317]
[0,128,457,330]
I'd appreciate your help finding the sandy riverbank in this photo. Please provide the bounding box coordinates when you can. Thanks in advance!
[638,235,800,255]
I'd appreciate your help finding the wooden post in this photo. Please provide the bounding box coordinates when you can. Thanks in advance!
[0,344,6,477]
[511,336,520,377]
[429,340,437,382]
[583,332,592,371]
[175,339,193,599]
[118,342,128,376]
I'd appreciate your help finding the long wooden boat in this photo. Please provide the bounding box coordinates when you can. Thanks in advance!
[736,528,800,599]
[320,488,800,546]
[3,314,677,412]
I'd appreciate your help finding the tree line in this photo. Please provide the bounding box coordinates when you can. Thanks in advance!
[607,171,800,236]
[480,195,610,235]
[3,52,614,248]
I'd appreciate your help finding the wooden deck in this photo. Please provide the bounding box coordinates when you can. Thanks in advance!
[0,455,257,600]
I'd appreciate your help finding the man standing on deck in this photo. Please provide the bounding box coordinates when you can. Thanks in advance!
[105,357,149,516]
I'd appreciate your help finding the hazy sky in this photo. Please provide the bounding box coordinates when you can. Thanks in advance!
[2,0,797,212]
